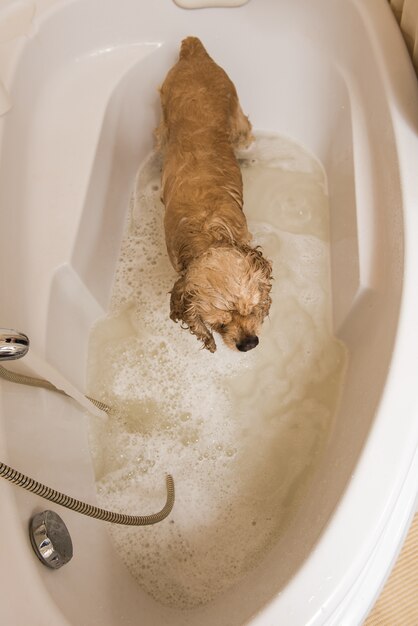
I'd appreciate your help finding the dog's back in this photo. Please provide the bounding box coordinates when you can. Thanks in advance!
[158,37,253,272]
[159,37,239,139]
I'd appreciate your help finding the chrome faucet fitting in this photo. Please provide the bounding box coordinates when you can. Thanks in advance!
[0,329,29,361]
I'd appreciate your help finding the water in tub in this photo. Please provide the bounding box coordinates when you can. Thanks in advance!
[87,133,347,609]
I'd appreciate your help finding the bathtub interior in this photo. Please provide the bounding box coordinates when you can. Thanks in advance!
[0,0,408,624]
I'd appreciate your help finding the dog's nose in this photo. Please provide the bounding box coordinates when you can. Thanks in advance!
[236,336,259,352]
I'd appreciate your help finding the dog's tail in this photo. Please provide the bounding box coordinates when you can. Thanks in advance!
[179,36,209,60]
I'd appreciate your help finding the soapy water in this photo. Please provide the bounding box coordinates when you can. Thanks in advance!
[87,133,347,609]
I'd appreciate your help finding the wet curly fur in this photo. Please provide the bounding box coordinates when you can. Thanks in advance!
[156,37,272,353]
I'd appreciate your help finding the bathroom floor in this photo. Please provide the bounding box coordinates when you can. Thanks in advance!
[365,513,418,625]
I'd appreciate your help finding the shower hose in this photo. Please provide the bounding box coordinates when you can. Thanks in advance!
[0,365,175,526]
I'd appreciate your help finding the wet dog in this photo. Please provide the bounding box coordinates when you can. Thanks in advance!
[156,37,272,353]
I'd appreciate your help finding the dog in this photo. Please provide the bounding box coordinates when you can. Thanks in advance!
[156,37,272,353]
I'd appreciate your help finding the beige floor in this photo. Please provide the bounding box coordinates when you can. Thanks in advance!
[364,513,418,625]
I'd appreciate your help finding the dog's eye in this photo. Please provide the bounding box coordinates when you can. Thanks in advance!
[219,323,226,330]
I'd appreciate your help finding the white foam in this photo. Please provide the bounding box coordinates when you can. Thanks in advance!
[87,133,347,609]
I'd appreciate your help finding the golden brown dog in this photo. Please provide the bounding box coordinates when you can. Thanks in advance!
[156,37,272,353]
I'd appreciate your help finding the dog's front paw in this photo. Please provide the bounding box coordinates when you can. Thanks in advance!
[203,336,217,353]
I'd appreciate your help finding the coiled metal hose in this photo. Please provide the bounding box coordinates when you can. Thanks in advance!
[0,461,174,525]
[0,364,175,526]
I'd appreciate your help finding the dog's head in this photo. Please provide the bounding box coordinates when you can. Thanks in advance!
[170,245,272,353]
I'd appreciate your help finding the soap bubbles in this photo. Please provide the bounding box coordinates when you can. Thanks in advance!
[87,134,347,609]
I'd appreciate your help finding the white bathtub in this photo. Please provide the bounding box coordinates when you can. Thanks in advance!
[0,0,418,624]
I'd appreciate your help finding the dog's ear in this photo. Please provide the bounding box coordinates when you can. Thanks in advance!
[170,276,217,352]
[246,247,273,318]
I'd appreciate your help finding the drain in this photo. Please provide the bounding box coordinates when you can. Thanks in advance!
[29,510,73,569]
